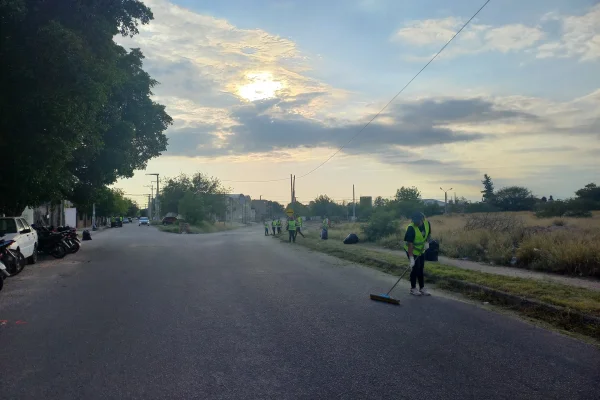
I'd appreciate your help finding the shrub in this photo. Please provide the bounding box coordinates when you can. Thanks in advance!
[517,230,600,277]
[362,210,398,241]
[464,202,500,213]
[552,219,566,227]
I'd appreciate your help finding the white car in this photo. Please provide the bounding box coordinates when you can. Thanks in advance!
[0,217,38,263]
[139,217,149,226]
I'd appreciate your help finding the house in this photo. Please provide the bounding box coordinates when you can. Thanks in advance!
[225,194,253,224]
[251,200,269,222]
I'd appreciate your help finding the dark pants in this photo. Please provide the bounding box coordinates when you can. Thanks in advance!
[288,230,296,242]
[277,227,281,234]
[265,227,269,236]
[296,227,305,238]
[272,227,276,235]
[406,252,425,289]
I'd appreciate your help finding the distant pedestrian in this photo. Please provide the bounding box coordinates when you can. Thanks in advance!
[296,216,305,238]
[404,212,432,296]
[264,221,269,236]
[286,217,297,243]
[277,219,282,234]
[272,220,276,235]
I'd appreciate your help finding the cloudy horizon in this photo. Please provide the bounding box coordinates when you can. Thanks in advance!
[113,0,600,205]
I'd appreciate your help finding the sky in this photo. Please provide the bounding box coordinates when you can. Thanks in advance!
[113,0,600,206]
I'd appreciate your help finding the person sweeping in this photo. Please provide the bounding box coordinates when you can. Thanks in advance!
[404,212,432,296]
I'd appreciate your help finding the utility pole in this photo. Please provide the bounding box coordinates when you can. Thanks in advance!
[145,185,154,219]
[440,187,453,215]
[92,203,96,230]
[352,184,356,221]
[146,173,159,220]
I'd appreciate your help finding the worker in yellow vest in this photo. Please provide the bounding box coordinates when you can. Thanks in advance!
[404,212,432,296]
[271,219,276,235]
[286,217,297,243]
[264,220,269,236]
[295,216,304,238]
[276,219,282,234]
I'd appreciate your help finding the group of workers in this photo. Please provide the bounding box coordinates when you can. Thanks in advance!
[263,211,433,297]
[263,216,306,243]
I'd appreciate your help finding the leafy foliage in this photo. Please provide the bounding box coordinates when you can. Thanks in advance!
[481,174,495,203]
[160,172,228,223]
[362,210,399,241]
[492,186,536,211]
[395,186,421,201]
[0,0,171,215]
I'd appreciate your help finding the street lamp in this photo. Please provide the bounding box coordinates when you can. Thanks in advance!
[440,187,453,214]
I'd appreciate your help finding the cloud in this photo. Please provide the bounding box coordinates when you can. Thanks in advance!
[535,4,600,61]
[166,95,544,159]
[392,17,545,58]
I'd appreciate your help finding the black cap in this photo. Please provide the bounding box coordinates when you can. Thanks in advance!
[411,212,425,224]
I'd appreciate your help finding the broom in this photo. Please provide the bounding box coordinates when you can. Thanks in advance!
[369,254,420,305]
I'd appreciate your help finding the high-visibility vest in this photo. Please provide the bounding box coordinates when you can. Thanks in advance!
[264,222,268,228]
[272,220,276,227]
[276,220,281,227]
[403,220,430,256]
[288,220,296,231]
[296,217,302,228]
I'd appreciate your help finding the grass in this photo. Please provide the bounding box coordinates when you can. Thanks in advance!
[157,221,242,234]
[282,225,600,340]
[353,211,600,277]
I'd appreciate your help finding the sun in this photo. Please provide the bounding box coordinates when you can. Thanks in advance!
[238,72,282,101]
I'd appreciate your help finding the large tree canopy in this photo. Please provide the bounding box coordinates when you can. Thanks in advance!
[0,0,171,215]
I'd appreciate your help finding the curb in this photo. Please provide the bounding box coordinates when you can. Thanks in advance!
[363,256,600,330]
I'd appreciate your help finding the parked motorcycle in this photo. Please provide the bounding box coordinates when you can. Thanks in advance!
[56,226,80,254]
[0,237,25,276]
[0,260,8,291]
[31,225,68,259]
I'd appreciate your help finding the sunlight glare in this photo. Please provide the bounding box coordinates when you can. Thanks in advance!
[238,72,282,101]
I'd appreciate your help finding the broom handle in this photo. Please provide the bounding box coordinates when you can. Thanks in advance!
[386,254,421,296]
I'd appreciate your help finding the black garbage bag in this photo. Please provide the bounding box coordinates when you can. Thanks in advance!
[343,233,359,244]
[321,228,328,240]
[425,240,439,261]
[82,230,92,241]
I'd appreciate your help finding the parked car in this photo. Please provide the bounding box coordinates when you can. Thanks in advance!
[123,218,130,224]
[139,217,149,226]
[162,216,178,225]
[0,217,38,264]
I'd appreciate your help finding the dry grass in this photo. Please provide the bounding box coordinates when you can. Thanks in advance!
[325,211,600,277]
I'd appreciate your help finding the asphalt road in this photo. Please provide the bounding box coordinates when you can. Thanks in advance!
[1,224,599,400]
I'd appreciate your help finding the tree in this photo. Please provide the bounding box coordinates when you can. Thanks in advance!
[159,172,228,222]
[126,199,140,217]
[575,183,600,202]
[374,196,388,208]
[481,174,495,203]
[266,201,284,217]
[395,186,421,201]
[287,202,310,217]
[0,0,171,215]
[310,195,343,217]
[493,186,536,211]
[178,192,205,225]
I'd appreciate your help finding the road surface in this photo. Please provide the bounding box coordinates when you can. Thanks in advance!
[1,224,599,399]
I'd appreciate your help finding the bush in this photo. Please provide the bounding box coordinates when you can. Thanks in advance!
[437,228,514,265]
[362,210,398,241]
[517,230,600,277]
[535,200,568,218]
[464,202,500,213]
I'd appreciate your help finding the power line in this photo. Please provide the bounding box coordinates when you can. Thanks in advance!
[297,0,492,179]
